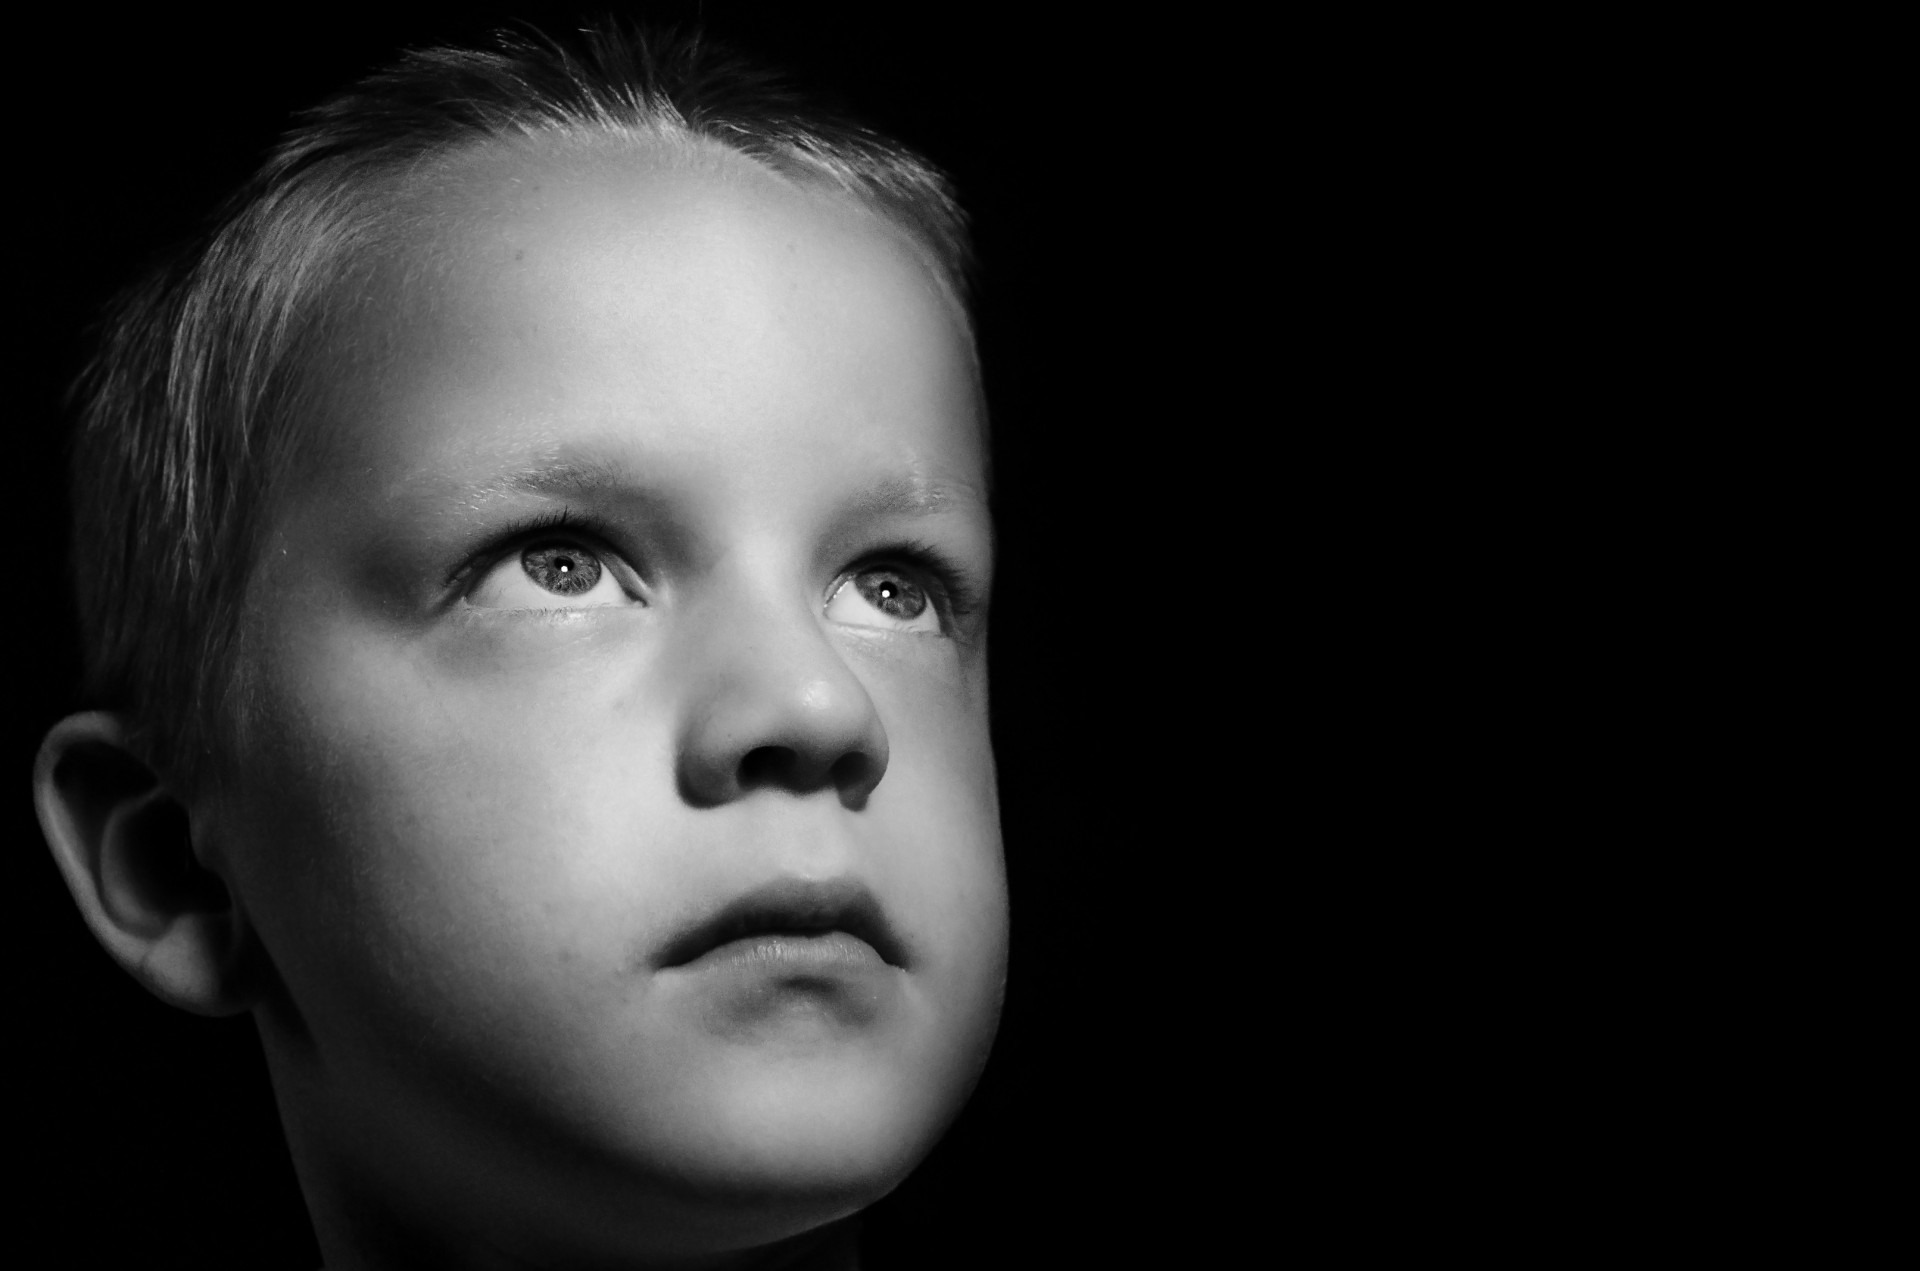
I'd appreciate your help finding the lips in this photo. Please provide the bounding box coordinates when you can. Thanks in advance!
[656,877,908,971]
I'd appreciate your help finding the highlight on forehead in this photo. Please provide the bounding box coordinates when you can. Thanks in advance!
[370,125,975,337]
[406,127,975,331]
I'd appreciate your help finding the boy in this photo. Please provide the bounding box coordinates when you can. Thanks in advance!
[33,23,1006,1269]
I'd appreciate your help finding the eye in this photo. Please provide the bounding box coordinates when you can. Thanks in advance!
[826,565,941,633]
[468,539,635,610]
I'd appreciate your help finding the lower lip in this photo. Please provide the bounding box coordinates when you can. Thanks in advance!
[684,931,889,974]
[671,933,898,1033]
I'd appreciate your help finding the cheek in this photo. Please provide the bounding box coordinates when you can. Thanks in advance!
[227,615,677,1050]
[857,639,1007,1014]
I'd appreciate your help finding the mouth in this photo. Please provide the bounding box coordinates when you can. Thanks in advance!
[656,877,909,971]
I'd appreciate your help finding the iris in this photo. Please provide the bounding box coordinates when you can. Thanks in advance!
[522,543,602,596]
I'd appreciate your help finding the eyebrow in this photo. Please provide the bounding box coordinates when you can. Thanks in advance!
[464,453,638,505]
[384,449,652,516]
[399,447,980,520]
[837,470,975,519]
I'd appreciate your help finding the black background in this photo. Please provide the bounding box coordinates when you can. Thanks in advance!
[12,3,1265,1265]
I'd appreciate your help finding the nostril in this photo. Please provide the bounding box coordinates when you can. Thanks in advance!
[829,752,873,793]
[737,745,797,790]
[730,746,877,803]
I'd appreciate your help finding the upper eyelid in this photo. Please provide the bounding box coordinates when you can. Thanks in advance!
[851,539,958,578]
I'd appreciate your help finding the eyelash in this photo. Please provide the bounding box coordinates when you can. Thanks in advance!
[449,513,979,625]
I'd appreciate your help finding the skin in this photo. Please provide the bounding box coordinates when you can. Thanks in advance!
[48,136,1005,1269]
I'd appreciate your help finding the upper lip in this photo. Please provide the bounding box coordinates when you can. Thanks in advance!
[655,877,908,970]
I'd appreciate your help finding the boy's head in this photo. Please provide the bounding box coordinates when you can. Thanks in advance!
[36,25,1004,1267]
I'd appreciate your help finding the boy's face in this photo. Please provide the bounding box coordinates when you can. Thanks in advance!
[207,139,1003,1257]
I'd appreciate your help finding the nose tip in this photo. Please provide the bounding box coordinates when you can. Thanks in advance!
[677,666,891,810]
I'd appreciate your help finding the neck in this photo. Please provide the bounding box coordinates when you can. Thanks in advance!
[312,1219,861,1271]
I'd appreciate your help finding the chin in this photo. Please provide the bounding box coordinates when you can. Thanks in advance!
[674,1057,954,1204]
[615,953,1001,1215]
[517,1078,940,1261]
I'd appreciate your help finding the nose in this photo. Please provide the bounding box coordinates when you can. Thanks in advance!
[673,585,890,810]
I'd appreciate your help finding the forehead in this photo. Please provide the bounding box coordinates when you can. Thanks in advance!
[304,134,984,506]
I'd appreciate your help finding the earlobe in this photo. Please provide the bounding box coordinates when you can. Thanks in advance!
[34,712,257,1017]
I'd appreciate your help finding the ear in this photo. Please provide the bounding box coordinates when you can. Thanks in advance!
[35,712,256,1016]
